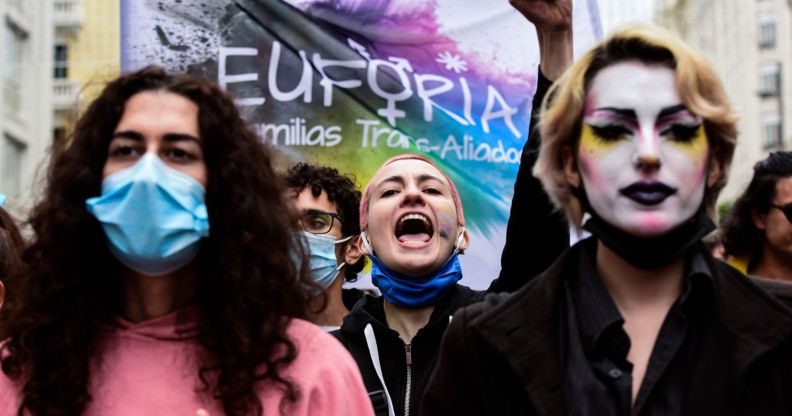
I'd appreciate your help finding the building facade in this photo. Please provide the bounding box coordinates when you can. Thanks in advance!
[1,0,119,215]
[597,0,658,33]
[656,0,792,203]
[0,1,55,212]
[55,0,119,136]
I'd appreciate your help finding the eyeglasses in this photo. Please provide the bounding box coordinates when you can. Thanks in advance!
[771,203,792,223]
[300,211,343,235]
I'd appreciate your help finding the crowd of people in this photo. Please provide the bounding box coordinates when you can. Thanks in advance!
[0,0,791,415]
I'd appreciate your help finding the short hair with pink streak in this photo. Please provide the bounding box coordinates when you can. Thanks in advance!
[359,154,465,230]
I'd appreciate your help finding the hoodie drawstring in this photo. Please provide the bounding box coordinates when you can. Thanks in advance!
[364,323,396,416]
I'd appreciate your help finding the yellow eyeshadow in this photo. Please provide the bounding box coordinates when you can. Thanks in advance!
[668,125,707,158]
[579,124,620,152]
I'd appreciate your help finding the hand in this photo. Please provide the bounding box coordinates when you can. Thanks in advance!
[509,0,573,80]
[509,0,572,32]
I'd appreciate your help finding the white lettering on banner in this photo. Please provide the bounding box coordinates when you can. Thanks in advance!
[268,42,313,103]
[356,119,520,164]
[218,47,266,106]
[252,117,520,163]
[367,57,414,126]
[218,41,524,139]
[312,53,366,107]
[255,119,342,147]
[481,85,521,138]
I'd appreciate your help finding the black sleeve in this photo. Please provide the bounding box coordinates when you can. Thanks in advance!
[488,70,569,293]
[419,305,489,416]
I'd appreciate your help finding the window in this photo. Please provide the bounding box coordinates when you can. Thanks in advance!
[53,127,67,144]
[3,22,28,115]
[759,21,777,49]
[54,44,69,79]
[762,113,782,149]
[1,135,26,197]
[759,62,781,98]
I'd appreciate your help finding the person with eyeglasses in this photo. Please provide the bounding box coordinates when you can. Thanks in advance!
[722,151,792,282]
[284,162,367,331]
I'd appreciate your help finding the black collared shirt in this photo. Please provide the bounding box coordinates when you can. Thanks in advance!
[563,238,713,416]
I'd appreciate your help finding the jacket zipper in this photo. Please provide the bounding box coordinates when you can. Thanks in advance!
[404,343,412,416]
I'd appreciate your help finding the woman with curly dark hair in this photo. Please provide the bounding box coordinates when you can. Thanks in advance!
[0,203,25,309]
[721,151,792,280]
[0,66,372,416]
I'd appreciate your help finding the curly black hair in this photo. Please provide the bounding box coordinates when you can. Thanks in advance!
[0,207,25,301]
[721,151,792,271]
[0,66,314,415]
[283,162,366,281]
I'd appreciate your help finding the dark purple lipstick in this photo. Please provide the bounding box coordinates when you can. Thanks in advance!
[619,181,677,206]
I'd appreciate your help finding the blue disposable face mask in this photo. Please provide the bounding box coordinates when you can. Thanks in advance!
[301,231,352,288]
[86,153,210,276]
[361,230,465,308]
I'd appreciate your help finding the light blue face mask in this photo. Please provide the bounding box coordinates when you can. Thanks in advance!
[0,193,6,207]
[86,153,210,276]
[301,231,351,288]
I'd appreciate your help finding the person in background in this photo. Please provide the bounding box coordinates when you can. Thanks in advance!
[702,229,726,260]
[0,201,25,310]
[0,66,372,416]
[422,23,792,416]
[332,2,572,415]
[721,151,792,281]
[284,162,366,331]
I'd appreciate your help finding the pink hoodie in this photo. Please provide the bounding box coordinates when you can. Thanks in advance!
[0,308,373,416]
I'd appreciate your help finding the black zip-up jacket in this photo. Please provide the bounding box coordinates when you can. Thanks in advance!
[332,72,567,416]
[419,243,792,416]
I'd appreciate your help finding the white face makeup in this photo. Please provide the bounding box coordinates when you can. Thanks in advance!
[364,159,468,276]
[571,61,711,237]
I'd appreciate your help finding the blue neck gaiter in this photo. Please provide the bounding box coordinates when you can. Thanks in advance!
[361,232,463,308]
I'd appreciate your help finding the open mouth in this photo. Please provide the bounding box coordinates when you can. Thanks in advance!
[619,182,677,206]
[395,213,434,245]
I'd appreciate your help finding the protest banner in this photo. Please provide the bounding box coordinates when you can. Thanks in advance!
[121,0,602,288]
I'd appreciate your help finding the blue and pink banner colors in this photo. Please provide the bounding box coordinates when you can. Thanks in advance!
[121,0,603,289]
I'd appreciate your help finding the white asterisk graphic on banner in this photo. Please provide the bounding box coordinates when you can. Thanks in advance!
[436,51,468,73]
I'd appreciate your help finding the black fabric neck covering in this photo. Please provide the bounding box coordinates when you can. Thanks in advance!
[583,209,715,270]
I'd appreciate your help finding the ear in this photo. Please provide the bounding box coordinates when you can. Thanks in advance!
[355,233,372,257]
[752,208,767,231]
[344,236,364,265]
[0,281,5,310]
[457,228,471,254]
[706,151,723,188]
[562,145,581,188]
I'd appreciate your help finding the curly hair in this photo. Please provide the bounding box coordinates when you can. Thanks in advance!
[721,151,792,271]
[0,66,314,415]
[534,24,738,228]
[284,162,366,281]
[0,207,25,300]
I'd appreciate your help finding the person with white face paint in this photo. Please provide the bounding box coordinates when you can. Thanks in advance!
[422,23,792,416]
[332,2,574,415]
[0,67,373,416]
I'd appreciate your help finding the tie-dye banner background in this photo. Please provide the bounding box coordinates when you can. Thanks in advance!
[121,0,602,289]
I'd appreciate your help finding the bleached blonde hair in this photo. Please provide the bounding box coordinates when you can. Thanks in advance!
[534,24,738,229]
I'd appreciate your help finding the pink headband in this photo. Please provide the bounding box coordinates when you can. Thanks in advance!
[359,154,465,230]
